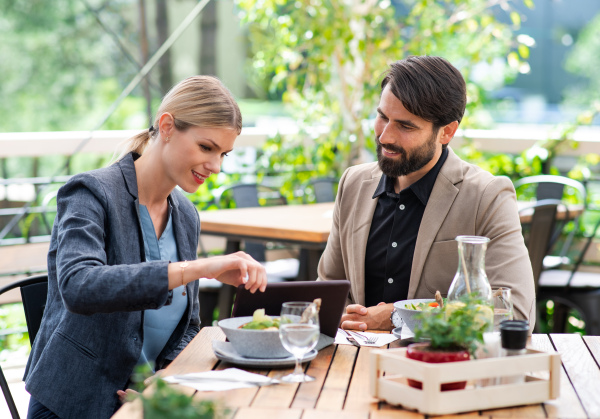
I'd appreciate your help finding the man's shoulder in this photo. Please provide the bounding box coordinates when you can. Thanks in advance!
[444,149,511,190]
[343,161,380,181]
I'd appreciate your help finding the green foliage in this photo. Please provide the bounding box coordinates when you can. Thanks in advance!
[414,295,492,356]
[0,0,148,132]
[235,0,533,197]
[0,303,30,361]
[134,376,228,419]
[563,12,600,106]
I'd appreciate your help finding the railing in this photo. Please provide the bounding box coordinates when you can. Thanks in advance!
[2,123,600,159]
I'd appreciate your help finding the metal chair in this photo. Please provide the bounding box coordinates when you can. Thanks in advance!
[307,177,338,203]
[0,274,48,419]
[514,175,586,269]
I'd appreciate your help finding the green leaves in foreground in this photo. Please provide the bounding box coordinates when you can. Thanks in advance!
[138,379,228,419]
[413,296,492,356]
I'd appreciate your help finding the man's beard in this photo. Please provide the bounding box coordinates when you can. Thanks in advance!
[376,132,438,178]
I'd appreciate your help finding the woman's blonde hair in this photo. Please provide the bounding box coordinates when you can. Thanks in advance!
[116,76,242,160]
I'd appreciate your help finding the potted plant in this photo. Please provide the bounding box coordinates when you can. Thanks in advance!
[408,296,493,391]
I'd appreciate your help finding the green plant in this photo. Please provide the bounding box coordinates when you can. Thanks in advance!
[413,296,492,356]
[128,365,229,419]
[236,0,534,198]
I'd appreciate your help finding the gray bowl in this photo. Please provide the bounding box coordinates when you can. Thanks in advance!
[393,299,436,332]
[218,316,290,359]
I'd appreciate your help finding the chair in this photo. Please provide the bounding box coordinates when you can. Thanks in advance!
[514,175,586,269]
[518,199,565,293]
[307,177,338,203]
[0,274,48,419]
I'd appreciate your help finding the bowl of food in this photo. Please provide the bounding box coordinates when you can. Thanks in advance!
[393,299,439,332]
[218,309,290,359]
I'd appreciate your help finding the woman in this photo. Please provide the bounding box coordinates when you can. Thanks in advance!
[24,76,267,419]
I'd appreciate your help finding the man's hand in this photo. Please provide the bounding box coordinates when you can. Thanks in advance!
[340,302,393,331]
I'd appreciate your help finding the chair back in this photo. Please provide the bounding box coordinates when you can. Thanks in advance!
[0,273,48,419]
[519,200,562,292]
[20,275,49,346]
[309,177,338,203]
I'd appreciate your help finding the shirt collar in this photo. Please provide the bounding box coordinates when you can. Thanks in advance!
[372,147,449,205]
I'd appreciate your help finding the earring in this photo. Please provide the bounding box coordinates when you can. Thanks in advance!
[165,137,170,143]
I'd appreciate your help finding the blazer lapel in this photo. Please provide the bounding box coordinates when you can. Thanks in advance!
[407,148,463,298]
[350,166,381,305]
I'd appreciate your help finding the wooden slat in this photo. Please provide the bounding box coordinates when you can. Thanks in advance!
[291,344,335,409]
[344,346,380,413]
[582,336,600,365]
[529,334,587,418]
[251,366,298,408]
[162,327,223,376]
[302,409,369,419]
[551,333,600,418]
[233,406,303,419]
[370,410,428,419]
[315,344,357,411]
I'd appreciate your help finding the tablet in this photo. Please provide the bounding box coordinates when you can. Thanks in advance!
[231,280,351,338]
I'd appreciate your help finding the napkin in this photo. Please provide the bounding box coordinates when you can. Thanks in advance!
[334,329,398,347]
[163,368,278,392]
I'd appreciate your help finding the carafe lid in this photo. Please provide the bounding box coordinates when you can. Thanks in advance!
[500,320,528,350]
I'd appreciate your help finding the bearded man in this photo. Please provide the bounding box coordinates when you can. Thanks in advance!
[317,56,535,332]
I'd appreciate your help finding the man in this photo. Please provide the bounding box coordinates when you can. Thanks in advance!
[317,56,535,331]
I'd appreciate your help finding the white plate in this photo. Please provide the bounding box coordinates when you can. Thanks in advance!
[212,341,318,368]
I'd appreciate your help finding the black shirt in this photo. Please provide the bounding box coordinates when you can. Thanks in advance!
[364,148,449,307]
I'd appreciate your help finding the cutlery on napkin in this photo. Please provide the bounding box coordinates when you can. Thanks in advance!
[335,329,398,347]
[164,368,279,391]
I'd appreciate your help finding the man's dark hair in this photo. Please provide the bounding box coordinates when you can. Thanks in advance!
[381,56,467,130]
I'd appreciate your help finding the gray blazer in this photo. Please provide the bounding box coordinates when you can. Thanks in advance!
[24,153,201,419]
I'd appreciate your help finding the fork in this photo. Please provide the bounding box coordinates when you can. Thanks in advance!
[349,330,378,345]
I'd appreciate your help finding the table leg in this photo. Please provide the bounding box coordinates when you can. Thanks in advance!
[297,248,323,281]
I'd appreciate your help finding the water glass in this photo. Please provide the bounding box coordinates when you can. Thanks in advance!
[279,301,320,383]
[492,287,513,331]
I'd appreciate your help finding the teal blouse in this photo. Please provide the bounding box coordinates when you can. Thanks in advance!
[137,204,188,369]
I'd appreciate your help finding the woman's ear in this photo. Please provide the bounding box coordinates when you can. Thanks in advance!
[158,112,175,138]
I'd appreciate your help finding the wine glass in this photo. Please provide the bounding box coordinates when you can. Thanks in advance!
[492,287,513,331]
[279,301,320,383]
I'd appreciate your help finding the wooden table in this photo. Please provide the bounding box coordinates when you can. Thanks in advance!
[198,201,580,281]
[113,328,600,418]
[200,202,334,282]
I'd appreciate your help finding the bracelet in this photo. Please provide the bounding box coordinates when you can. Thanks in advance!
[180,261,189,296]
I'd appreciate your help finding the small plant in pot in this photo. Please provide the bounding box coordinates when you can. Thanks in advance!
[409,296,493,391]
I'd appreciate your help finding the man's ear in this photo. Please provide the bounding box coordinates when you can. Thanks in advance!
[439,121,459,146]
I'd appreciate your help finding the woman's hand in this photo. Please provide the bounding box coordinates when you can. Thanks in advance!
[199,252,267,293]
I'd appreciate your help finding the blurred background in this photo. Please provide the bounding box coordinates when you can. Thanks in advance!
[2,0,600,414]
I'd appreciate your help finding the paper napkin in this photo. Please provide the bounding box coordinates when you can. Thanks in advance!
[164,368,278,392]
[334,329,398,347]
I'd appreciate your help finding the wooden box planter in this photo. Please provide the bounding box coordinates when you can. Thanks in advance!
[370,347,561,415]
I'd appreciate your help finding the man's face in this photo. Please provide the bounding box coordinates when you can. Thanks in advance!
[374,85,441,178]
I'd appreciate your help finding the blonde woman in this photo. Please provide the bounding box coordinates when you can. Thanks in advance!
[24,76,267,419]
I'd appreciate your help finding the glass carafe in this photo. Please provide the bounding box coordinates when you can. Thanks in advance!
[447,235,492,303]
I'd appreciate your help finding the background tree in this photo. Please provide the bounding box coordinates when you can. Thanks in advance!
[235,0,533,200]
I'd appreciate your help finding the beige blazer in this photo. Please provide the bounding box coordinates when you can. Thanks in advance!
[318,148,536,328]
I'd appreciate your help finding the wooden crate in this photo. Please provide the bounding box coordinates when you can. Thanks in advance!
[370,347,561,415]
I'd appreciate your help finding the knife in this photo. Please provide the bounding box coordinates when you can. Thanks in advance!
[341,329,361,347]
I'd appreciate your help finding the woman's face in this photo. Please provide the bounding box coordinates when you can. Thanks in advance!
[164,125,238,193]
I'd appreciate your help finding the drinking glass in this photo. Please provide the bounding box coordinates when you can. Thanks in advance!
[492,287,513,331]
[279,301,320,383]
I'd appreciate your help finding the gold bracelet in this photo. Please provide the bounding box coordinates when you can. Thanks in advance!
[180,261,189,296]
